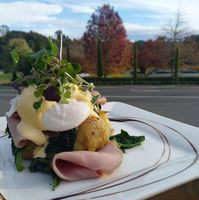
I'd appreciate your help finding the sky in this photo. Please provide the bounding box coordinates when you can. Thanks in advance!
[0,0,199,41]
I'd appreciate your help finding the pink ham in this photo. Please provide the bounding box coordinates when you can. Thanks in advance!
[52,142,123,181]
[7,114,28,148]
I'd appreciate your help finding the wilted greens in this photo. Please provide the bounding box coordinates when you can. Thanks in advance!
[110,129,145,151]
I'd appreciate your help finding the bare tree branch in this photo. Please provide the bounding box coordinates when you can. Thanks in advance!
[163,9,189,44]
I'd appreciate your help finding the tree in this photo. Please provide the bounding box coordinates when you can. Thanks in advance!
[97,38,103,77]
[7,38,33,75]
[0,30,48,72]
[83,4,131,75]
[24,31,48,51]
[138,39,170,73]
[8,38,33,53]
[180,35,199,67]
[66,42,71,61]
[163,9,188,44]
[64,36,71,62]
[0,25,9,37]
[55,30,63,40]
[163,9,188,76]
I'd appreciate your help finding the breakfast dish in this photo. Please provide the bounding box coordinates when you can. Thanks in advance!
[1,102,199,200]
[5,39,145,190]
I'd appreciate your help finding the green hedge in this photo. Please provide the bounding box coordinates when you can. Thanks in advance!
[84,77,199,85]
[1,76,199,85]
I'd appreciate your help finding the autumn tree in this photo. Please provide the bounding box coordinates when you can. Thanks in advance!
[138,38,170,73]
[180,35,199,67]
[83,4,131,75]
[97,38,103,77]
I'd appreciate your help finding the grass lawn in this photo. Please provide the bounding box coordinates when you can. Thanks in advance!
[0,73,12,84]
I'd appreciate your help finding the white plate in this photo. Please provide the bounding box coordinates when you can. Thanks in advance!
[0,102,199,200]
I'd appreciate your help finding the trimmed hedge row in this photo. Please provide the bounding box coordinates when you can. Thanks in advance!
[84,77,199,85]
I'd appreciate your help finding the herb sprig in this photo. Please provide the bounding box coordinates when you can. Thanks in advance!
[11,38,94,110]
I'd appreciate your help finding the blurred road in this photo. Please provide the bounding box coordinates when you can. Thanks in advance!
[1,85,199,127]
[97,85,199,127]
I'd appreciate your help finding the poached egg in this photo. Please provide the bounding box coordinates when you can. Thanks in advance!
[8,85,92,145]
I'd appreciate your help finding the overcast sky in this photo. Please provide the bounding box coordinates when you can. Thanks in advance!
[0,0,199,40]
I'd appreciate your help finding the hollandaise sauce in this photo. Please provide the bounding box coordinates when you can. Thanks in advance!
[16,86,56,145]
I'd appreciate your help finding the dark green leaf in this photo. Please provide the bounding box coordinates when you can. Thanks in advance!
[29,157,51,173]
[15,151,25,172]
[23,49,47,63]
[34,90,41,97]
[66,63,76,78]
[72,63,81,74]
[11,139,18,155]
[60,61,80,78]
[11,49,20,65]
[51,173,60,191]
[34,50,50,70]
[23,49,50,70]
[33,99,43,110]
[10,140,25,171]
[60,60,69,66]
[59,68,66,76]
[27,78,36,85]
[5,125,9,135]
[45,129,77,159]
[110,129,145,150]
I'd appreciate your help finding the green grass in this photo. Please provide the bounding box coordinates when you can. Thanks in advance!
[106,71,132,78]
[0,73,12,84]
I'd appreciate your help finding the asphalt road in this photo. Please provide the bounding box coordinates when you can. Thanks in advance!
[1,85,199,127]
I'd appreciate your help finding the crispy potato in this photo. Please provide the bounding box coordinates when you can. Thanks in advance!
[74,114,111,151]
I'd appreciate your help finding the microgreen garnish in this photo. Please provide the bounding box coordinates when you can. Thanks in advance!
[11,38,94,108]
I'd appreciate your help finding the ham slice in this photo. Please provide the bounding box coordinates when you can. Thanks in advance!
[7,114,28,148]
[52,142,123,181]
